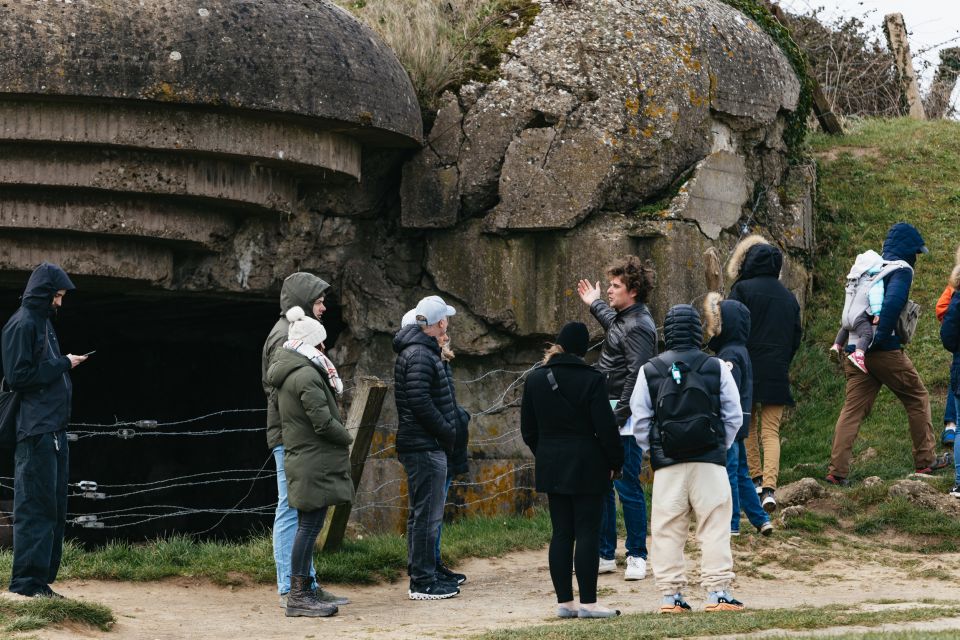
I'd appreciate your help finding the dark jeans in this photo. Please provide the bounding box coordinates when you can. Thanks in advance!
[398,450,447,584]
[599,435,648,560]
[291,507,328,579]
[945,365,958,425]
[434,472,453,563]
[548,493,603,604]
[10,431,69,596]
[726,440,769,531]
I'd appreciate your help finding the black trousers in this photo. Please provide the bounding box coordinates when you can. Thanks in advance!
[10,431,68,596]
[547,492,603,604]
[291,507,328,579]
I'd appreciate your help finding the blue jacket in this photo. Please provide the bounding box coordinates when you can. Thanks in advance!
[874,222,927,351]
[940,289,960,395]
[1,263,76,439]
[708,300,753,441]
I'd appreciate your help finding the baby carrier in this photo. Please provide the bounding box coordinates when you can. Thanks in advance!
[840,249,919,345]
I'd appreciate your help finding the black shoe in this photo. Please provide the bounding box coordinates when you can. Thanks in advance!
[34,587,65,599]
[437,563,466,585]
[408,579,459,600]
[760,487,777,513]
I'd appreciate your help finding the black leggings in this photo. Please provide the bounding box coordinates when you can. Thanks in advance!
[547,493,603,604]
[291,507,328,578]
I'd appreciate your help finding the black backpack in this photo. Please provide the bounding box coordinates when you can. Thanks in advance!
[649,352,722,460]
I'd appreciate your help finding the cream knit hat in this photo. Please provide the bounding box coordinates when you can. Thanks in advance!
[286,306,327,347]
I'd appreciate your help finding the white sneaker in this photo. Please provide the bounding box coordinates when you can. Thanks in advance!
[624,555,647,580]
[598,558,617,574]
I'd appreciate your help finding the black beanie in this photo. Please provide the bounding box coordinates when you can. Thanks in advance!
[556,322,589,357]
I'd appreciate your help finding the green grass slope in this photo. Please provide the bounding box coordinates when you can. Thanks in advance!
[780,118,960,485]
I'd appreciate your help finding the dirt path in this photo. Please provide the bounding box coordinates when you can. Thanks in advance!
[23,538,960,640]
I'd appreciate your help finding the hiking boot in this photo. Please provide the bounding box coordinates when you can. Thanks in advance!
[597,557,617,574]
[847,350,868,374]
[916,454,951,475]
[825,473,849,486]
[705,590,745,612]
[943,426,957,448]
[752,476,763,495]
[624,556,647,580]
[760,488,777,513]
[758,521,774,536]
[408,579,459,601]
[316,587,350,606]
[659,592,691,614]
[285,576,338,618]
[437,563,466,585]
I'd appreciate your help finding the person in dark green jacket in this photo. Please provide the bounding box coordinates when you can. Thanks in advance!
[262,272,329,604]
[267,306,352,618]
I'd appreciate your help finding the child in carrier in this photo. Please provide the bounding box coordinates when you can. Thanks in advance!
[830,250,885,374]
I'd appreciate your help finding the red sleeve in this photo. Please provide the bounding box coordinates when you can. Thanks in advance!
[937,286,954,323]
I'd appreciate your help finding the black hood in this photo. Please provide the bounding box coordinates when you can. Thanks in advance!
[393,323,440,355]
[708,300,751,351]
[663,304,703,351]
[882,222,927,268]
[740,243,783,280]
[22,262,75,314]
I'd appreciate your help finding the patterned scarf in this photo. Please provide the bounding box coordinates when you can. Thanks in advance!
[282,339,344,395]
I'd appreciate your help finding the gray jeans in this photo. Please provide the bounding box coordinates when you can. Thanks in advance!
[398,450,447,584]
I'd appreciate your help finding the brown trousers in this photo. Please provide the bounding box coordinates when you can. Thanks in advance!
[828,350,936,478]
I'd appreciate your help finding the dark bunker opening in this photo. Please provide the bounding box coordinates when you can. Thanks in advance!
[0,273,346,546]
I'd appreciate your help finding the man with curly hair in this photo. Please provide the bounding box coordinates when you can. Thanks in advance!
[577,255,657,581]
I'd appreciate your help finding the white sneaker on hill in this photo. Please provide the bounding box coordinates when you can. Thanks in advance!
[624,555,647,580]
[598,558,617,574]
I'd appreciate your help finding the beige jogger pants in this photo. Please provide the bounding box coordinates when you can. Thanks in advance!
[651,462,735,595]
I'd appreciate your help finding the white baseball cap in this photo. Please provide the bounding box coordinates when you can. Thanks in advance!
[401,308,417,327]
[414,295,456,326]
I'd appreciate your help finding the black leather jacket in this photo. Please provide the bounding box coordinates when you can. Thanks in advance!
[589,300,657,427]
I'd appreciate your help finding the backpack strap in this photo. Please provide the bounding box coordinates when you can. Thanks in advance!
[546,369,559,392]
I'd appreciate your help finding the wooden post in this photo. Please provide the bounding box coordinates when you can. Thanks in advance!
[925,48,960,119]
[321,376,389,551]
[762,1,843,135]
[884,13,926,120]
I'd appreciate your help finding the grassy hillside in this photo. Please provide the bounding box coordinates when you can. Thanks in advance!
[780,118,960,485]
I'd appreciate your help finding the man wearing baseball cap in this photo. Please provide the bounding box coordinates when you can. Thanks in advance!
[393,295,461,600]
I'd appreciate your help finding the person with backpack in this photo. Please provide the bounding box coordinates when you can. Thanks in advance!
[630,304,745,613]
[521,322,624,618]
[830,250,886,374]
[727,236,802,513]
[703,294,773,537]
[827,222,947,485]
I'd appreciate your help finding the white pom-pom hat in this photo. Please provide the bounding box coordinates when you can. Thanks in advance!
[286,306,327,347]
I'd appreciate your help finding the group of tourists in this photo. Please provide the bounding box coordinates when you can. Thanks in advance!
[2,220,952,621]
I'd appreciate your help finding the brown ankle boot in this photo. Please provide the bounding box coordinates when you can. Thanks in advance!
[285,576,338,617]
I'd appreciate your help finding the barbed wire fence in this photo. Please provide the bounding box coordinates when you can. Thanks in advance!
[0,362,553,535]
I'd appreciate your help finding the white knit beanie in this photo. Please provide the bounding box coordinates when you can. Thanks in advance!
[286,306,327,347]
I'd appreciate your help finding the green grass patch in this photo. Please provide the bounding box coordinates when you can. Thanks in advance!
[0,597,113,633]
[476,602,955,640]
[787,632,960,640]
[0,510,552,586]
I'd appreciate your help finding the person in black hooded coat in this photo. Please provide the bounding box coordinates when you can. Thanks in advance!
[2,262,87,597]
[727,236,802,512]
[703,294,772,536]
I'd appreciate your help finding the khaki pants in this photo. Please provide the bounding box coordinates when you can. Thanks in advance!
[828,350,935,478]
[650,462,734,595]
[744,404,785,489]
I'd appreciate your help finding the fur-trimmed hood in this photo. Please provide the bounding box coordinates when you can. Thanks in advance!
[702,291,723,343]
[726,235,773,282]
[949,244,960,289]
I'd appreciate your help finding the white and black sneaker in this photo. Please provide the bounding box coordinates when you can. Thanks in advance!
[760,488,777,513]
[437,563,466,585]
[950,485,960,498]
[408,579,460,601]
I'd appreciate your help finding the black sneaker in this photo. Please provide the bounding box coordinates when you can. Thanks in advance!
[760,487,777,513]
[408,579,459,601]
[437,563,466,585]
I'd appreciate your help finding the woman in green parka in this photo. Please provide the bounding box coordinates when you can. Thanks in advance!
[266,306,353,618]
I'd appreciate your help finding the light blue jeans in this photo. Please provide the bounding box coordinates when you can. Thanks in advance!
[273,445,317,594]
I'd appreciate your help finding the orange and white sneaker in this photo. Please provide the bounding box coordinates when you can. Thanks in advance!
[704,591,745,612]
[659,593,692,613]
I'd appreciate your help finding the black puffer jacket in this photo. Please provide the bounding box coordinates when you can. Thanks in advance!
[728,244,801,406]
[707,300,753,441]
[520,353,623,495]
[644,305,726,470]
[393,325,457,454]
[443,360,471,476]
[589,300,657,427]
[1,263,76,439]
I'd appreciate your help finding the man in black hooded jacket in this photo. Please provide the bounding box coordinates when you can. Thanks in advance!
[2,263,87,597]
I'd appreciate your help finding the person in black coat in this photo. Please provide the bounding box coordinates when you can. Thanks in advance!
[727,236,802,512]
[521,322,624,619]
